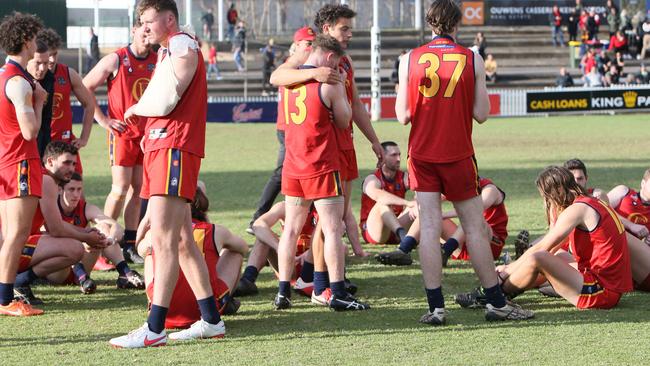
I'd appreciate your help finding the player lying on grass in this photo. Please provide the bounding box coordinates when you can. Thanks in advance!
[236,201,316,298]
[138,181,248,328]
[457,166,633,310]
[607,168,650,244]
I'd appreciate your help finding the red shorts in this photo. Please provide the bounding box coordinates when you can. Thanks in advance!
[360,221,400,245]
[452,235,505,261]
[407,156,480,201]
[0,159,43,200]
[109,132,144,167]
[282,171,343,200]
[339,149,359,182]
[17,234,41,273]
[576,272,622,309]
[140,148,201,201]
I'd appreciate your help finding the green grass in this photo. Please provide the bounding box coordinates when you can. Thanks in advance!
[3,115,650,364]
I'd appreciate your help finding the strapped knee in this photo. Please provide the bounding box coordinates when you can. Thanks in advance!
[109,185,128,201]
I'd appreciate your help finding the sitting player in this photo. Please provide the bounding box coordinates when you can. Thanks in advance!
[48,172,144,293]
[607,168,650,244]
[440,177,508,267]
[138,182,248,327]
[469,166,633,310]
[361,141,420,266]
[236,201,316,298]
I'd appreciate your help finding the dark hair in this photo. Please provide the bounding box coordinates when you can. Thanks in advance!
[536,166,588,224]
[563,158,588,178]
[425,0,461,36]
[314,4,356,33]
[137,0,179,22]
[380,141,398,152]
[38,28,62,51]
[0,12,43,55]
[43,141,78,162]
[191,187,210,222]
[35,38,48,53]
[312,34,345,57]
[61,172,83,188]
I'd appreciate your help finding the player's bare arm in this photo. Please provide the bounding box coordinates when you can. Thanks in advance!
[270,60,340,87]
[607,185,629,208]
[40,176,108,249]
[606,185,648,237]
[82,53,126,133]
[86,203,124,242]
[347,69,383,164]
[395,51,411,125]
[321,78,351,128]
[473,52,490,123]
[214,225,249,256]
[7,76,44,141]
[69,69,96,148]
[252,202,286,251]
[363,175,413,207]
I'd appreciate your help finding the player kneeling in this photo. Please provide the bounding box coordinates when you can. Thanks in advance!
[458,166,632,311]
[138,182,248,328]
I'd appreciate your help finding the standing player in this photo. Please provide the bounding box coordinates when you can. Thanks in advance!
[608,168,650,243]
[395,0,533,325]
[247,27,316,234]
[275,35,368,311]
[0,12,47,316]
[26,34,55,158]
[110,0,224,348]
[40,28,94,173]
[83,20,157,263]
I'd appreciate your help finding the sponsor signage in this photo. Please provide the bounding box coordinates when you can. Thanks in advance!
[464,0,613,26]
[526,88,650,113]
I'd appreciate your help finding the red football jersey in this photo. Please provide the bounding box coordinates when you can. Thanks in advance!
[160,220,229,329]
[614,189,650,232]
[359,168,407,225]
[144,33,206,157]
[51,63,74,142]
[480,178,508,240]
[334,55,354,151]
[58,197,89,228]
[407,36,475,163]
[281,77,340,179]
[107,46,157,139]
[0,60,39,168]
[569,196,633,293]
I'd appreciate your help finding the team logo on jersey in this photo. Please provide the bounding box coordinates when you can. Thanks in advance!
[57,76,66,85]
[52,92,64,120]
[147,63,155,72]
[628,213,648,225]
[62,130,71,139]
[148,128,167,139]
[132,78,150,101]
[170,177,178,187]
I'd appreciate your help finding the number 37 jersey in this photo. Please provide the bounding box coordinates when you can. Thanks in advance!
[407,35,475,163]
[281,77,340,179]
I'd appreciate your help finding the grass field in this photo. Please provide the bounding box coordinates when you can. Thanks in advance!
[2,115,650,365]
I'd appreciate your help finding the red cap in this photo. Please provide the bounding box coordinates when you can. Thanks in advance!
[293,26,315,43]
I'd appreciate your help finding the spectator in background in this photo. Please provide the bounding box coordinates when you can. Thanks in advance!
[556,67,575,88]
[581,47,597,74]
[606,0,619,13]
[207,42,222,80]
[261,39,276,96]
[550,5,565,47]
[608,31,629,57]
[227,3,238,41]
[579,9,589,40]
[202,8,215,41]
[485,54,497,82]
[86,27,100,74]
[587,9,600,41]
[474,32,487,59]
[232,21,246,72]
[619,10,632,33]
[607,7,621,38]
[583,66,604,86]
[568,9,579,42]
[575,0,583,15]
[635,63,650,83]
[604,64,621,86]
[637,18,650,59]
[596,48,611,74]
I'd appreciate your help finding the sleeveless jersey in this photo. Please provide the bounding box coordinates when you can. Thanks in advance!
[58,197,89,228]
[480,177,508,240]
[359,168,407,224]
[107,46,157,139]
[407,36,475,163]
[614,189,650,232]
[144,33,206,157]
[569,196,633,293]
[282,77,339,179]
[51,63,74,142]
[334,55,354,151]
[0,60,39,167]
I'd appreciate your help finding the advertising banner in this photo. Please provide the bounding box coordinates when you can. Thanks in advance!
[462,0,613,26]
[526,87,650,113]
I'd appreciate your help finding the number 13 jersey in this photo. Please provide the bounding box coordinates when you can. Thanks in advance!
[407,35,475,163]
